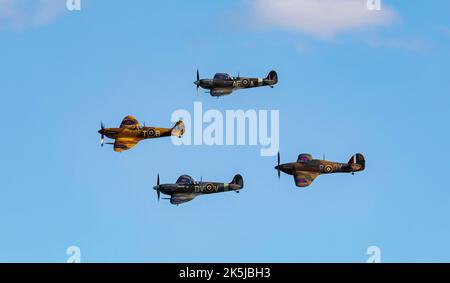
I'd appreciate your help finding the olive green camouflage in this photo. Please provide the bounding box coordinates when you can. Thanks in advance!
[153,174,244,205]
[194,70,278,97]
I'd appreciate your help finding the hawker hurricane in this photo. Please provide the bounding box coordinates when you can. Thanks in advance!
[275,153,365,187]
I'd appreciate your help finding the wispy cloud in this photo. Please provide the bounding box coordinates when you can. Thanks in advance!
[365,36,429,52]
[249,0,397,40]
[437,26,450,38]
[0,0,65,31]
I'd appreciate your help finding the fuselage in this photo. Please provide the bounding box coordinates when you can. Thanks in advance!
[154,181,242,196]
[197,77,275,89]
[98,126,171,140]
[275,159,363,175]
[195,73,277,97]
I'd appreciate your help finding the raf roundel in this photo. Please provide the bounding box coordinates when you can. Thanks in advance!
[205,183,214,193]
[123,119,135,125]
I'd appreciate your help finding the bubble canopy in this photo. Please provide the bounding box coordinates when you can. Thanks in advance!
[213,73,231,80]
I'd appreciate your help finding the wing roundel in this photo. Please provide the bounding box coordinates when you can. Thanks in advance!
[170,194,197,205]
[113,138,138,152]
[120,115,139,128]
[294,171,319,188]
[297,153,313,163]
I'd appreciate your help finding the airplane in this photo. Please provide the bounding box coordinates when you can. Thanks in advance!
[194,69,278,97]
[275,152,365,188]
[98,115,185,152]
[153,174,244,205]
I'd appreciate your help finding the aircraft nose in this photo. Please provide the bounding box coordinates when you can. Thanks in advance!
[274,165,280,170]
[194,80,200,86]
[98,129,103,134]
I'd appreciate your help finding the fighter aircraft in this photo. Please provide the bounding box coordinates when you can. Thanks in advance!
[98,115,185,152]
[275,152,365,187]
[194,69,278,97]
[153,174,244,205]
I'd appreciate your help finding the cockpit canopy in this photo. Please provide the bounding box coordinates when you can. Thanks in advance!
[176,175,194,185]
[213,73,232,80]
[297,153,313,163]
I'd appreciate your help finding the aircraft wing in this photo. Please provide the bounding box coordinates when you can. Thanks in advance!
[120,115,140,129]
[113,138,139,152]
[170,193,197,205]
[293,171,319,188]
[211,88,233,96]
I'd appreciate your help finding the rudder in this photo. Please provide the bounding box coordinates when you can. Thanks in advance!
[171,120,185,137]
[348,153,365,170]
[231,174,244,188]
[266,70,278,84]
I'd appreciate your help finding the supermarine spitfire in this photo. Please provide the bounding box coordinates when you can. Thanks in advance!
[275,153,365,188]
[194,69,278,97]
[153,174,244,205]
[98,115,185,152]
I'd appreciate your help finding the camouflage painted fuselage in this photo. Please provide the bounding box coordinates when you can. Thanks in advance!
[98,115,184,152]
[275,153,365,187]
[195,70,278,97]
[100,126,173,140]
[276,159,361,176]
[154,174,244,205]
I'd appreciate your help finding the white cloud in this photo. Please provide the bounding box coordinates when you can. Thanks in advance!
[250,0,397,40]
[0,0,65,31]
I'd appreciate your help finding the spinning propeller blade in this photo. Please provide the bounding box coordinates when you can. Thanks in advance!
[156,173,160,202]
[277,152,281,179]
[100,121,105,147]
[196,69,200,95]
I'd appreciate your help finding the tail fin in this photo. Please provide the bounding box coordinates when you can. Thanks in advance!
[231,174,244,188]
[171,120,185,137]
[348,153,365,171]
[266,70,278,84]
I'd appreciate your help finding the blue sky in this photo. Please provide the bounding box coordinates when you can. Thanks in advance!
[0,0,449,262]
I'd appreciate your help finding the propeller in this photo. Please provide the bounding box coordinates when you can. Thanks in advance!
[100,121,105,147]
[195,69,200,95]
[277,152,281,179]
[156,173,160,202]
